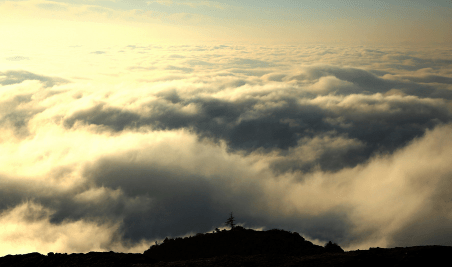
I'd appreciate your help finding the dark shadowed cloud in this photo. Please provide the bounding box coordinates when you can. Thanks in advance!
[0,70,69,87]
[60,71,452,172]
[1,44,452,255]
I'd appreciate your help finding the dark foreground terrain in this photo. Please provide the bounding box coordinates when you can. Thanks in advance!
[1,228,451,266]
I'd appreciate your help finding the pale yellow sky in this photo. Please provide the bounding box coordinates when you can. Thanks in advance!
[1,0,451,47]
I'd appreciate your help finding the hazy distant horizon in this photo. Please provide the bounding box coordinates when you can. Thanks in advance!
[1,0,452,257]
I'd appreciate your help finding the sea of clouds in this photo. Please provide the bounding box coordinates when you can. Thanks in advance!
[1,44,452,255]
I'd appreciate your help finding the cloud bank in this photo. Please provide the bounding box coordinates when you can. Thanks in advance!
[1,44,452,255]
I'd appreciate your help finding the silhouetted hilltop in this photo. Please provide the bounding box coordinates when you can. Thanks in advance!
[143,227,337,262]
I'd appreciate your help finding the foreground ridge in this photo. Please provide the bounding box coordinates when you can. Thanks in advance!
[2,246,452,267]
[1,228,451,267]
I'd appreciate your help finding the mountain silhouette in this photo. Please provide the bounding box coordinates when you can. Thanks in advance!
[1,227,451,266]
[144,226,340,262]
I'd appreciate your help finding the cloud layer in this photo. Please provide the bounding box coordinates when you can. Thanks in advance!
[1,44,452,255]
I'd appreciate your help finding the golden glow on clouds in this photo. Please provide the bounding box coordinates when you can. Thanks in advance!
[0,202,151,255]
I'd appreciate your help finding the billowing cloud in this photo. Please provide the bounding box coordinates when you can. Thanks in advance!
[5,56,30,61]
[0,70,69,87]
[1,44,452,256]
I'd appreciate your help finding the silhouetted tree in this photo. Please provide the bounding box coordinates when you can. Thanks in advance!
[225,212,236,229]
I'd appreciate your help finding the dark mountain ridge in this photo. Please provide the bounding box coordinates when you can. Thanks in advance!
[143,226,342,261]
[1,227,451,266]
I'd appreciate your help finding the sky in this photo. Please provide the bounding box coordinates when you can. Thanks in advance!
[1,0,452,256]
